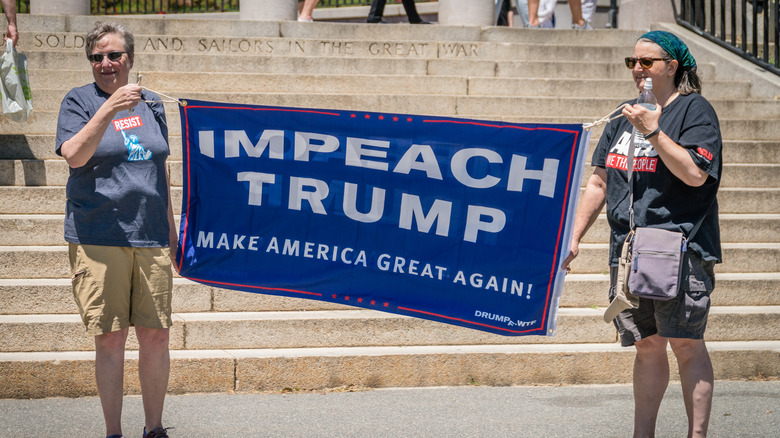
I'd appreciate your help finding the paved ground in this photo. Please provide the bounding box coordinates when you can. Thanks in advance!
[1,381,778,437]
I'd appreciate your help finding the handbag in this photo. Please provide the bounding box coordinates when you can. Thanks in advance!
[626,226,687,300]
[603,128,711,323]
[0,38,33,122]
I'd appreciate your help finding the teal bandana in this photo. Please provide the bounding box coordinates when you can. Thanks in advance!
[640,31,697,69]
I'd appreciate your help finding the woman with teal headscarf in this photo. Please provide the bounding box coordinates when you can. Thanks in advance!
[563,30,722,437]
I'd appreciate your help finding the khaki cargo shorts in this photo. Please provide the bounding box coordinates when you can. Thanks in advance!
[69,243,173,336]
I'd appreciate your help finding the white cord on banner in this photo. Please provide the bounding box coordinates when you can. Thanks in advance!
[135,73,187,106]
[583,104,628,131]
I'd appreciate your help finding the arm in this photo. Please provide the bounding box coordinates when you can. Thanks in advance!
[561,167,607,271]
[622,104,709,187]
[1,0,17,47]
[59,84,143,168]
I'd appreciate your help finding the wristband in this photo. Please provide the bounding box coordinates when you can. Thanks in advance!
[644,127,661,139]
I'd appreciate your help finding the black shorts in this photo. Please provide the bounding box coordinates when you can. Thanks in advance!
[609,251,716,347]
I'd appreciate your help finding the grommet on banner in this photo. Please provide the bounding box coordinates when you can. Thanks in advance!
[179,99,188,107]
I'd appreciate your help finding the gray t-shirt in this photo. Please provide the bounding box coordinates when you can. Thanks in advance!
[56,83,171,247]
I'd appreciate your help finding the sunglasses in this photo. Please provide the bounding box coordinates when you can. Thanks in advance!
[624,57,666,69]
[88,51,126,63]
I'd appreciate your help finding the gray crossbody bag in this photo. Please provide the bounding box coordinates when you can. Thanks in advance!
[623,133,710,301]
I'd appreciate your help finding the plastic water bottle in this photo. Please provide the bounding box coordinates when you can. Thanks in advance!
[628,78,658,172]
[637,77,657,110]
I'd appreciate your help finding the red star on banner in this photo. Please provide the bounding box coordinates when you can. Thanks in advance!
[370,300,377,306]
[383,302,390,307]
[378,115,384,120]
[344,296,351,301]
[350,114,356,118]
[357,297,364,303]
[406,117,413,122]
[332,294,338,299]
[392,116,399,122]
[364,114,371,119]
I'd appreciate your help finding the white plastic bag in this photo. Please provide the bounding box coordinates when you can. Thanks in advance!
[0,38,32,122]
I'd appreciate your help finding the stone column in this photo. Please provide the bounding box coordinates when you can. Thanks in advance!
[240,0,297,21]
[618,0,677,30]
[30,0,90,15]
[438,0,495,26]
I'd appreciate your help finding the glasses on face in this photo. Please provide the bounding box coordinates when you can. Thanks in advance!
[88,51,126,63]
[624,57,666,69]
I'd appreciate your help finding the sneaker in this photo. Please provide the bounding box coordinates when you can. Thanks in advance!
[572,20,593,30]
[297,16,313,22]
[143,427,173,438]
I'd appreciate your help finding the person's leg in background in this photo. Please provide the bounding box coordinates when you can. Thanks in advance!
[567,0,586,27]
[298,0,320,22]
[527,0,540,26]
[580,0,597,26]
[401,0,427,24]
[367,0,387,23]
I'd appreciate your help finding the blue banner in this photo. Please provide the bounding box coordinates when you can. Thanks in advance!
[177,100,590,336]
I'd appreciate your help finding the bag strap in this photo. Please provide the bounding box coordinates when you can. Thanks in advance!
[626,129,713,242]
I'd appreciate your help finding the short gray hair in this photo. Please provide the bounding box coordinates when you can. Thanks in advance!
[85,22,135,59]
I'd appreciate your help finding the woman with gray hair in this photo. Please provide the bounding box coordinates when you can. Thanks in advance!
[56,22,176,438]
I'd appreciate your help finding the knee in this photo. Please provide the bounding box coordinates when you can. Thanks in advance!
[633,335,669,361]
[95,329,129,351]
[670,338,708,362]
[136,327,170,351]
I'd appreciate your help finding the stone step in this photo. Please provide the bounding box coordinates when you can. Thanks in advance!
[17,15,640,46]
[20,30,635,62]
[0,308,615,353]
[578,163,780,190]
[2,135,776,165]
[26,71,753,102]
[1,213,776,246]
[2,187,778,219]
[23,89,773,129]
[2,104,777,140]
[3,156,777,189]
[20,50,721,81]
[1,272,777,316]
[3,340,778,398]
[2,306,779,353]
[24,33,639,62]
[578,214,780,244]
[1,244,778,279]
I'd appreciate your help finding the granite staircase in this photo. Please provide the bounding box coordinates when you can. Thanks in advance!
[0,14,778,398]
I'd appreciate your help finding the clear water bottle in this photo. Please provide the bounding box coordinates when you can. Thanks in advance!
[637,77,657,110]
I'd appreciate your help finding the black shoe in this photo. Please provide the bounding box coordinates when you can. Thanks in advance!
[143,427,173,438]
[410,20,432,24]
[367,19,388,23]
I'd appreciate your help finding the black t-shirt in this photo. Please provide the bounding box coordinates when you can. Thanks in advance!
[593,92,722,265]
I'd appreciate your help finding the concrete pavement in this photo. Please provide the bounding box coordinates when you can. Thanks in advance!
[1,380,778,437]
